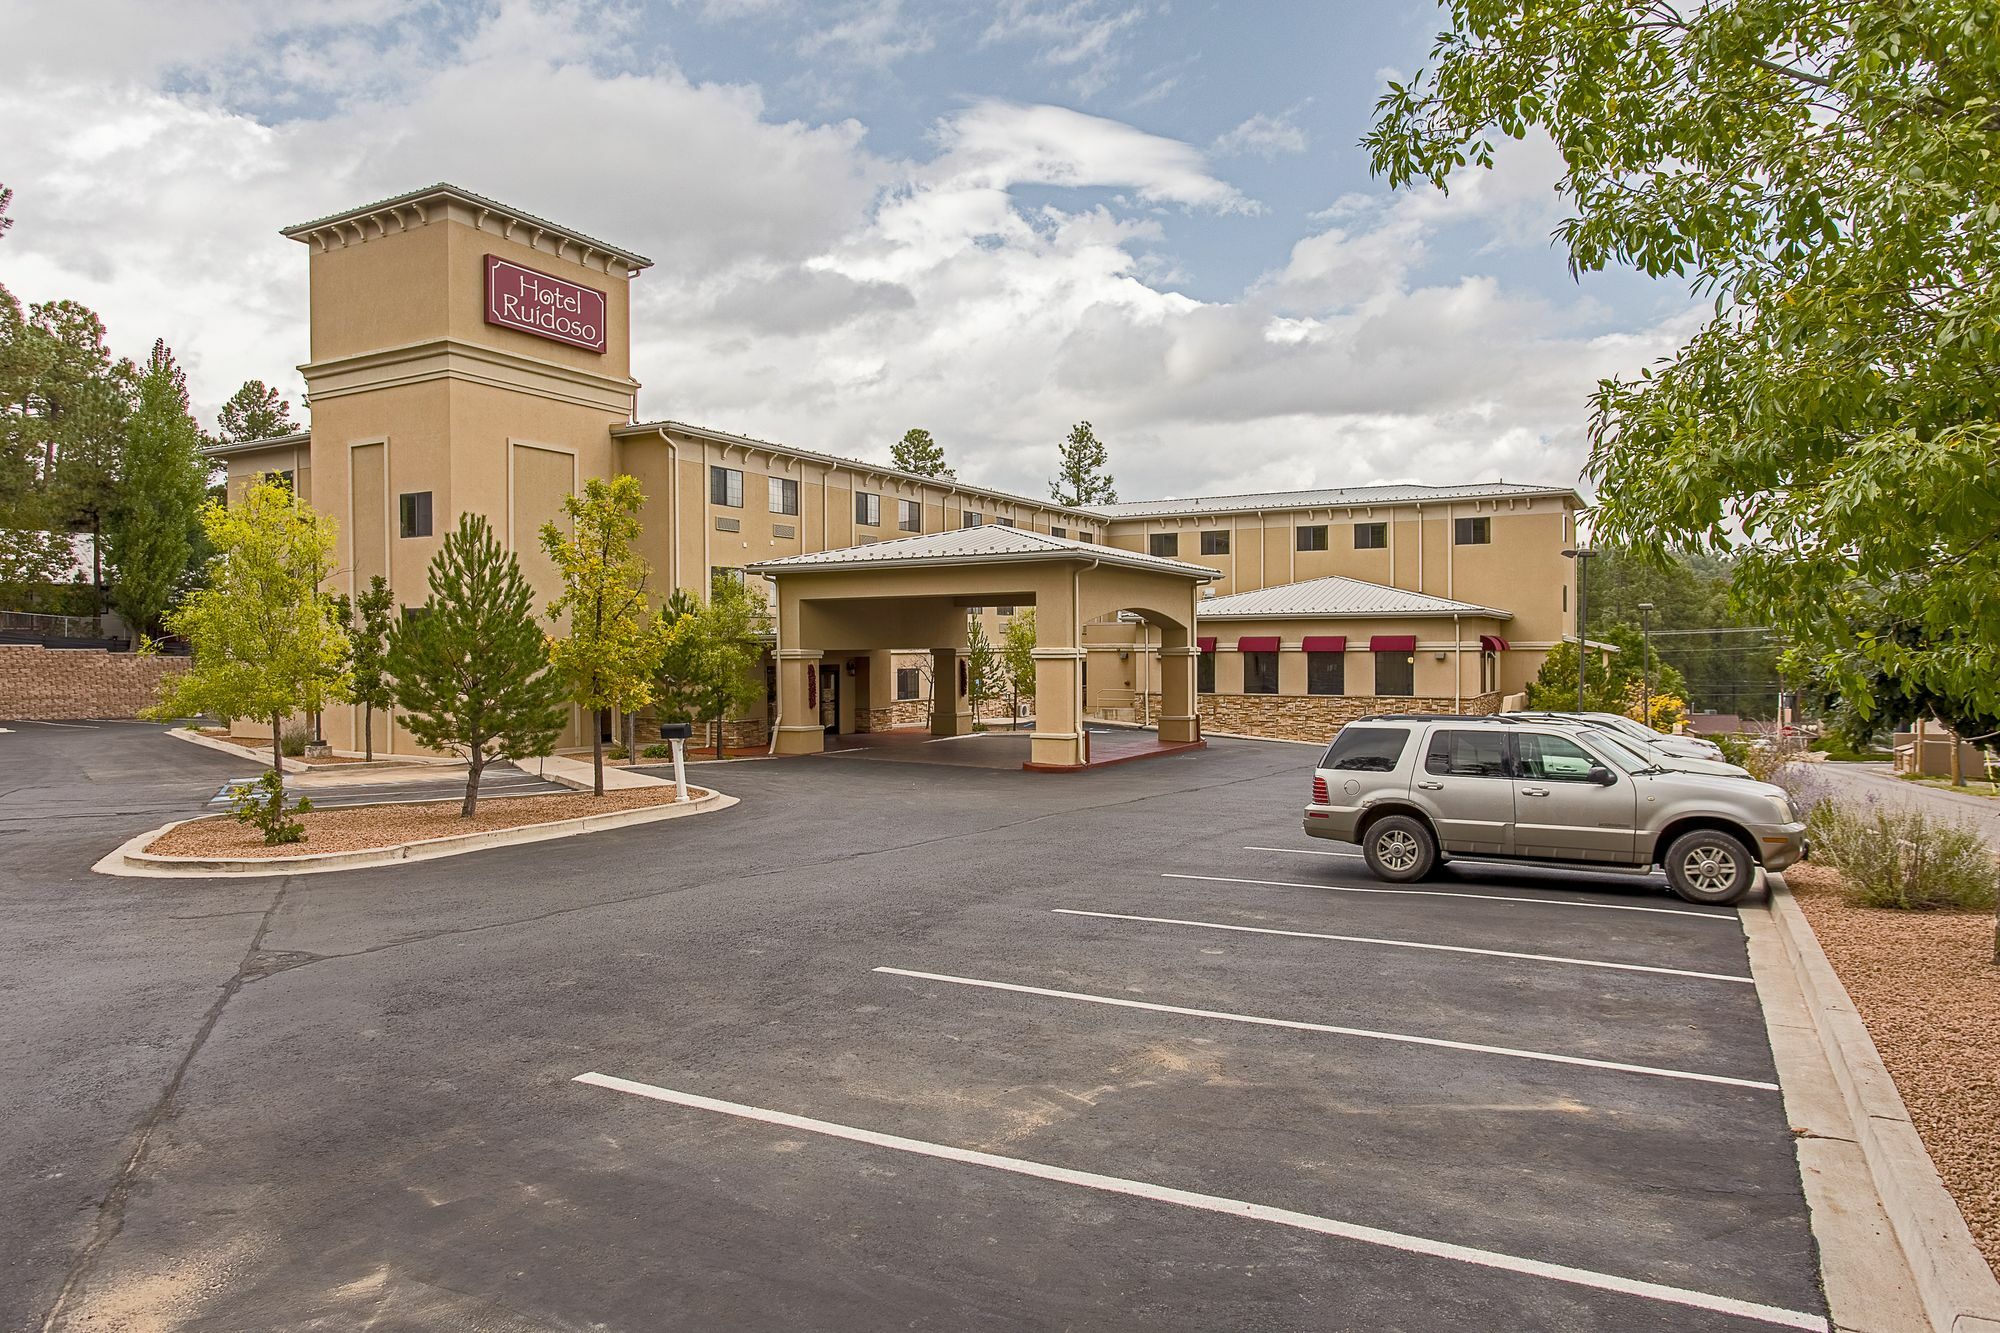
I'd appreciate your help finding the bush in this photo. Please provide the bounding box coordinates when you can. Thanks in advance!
[279,724,312,757]
[640,743,672,759]
[1806,798,1999,910]
[228,770,313,846]
[604,745,628,761]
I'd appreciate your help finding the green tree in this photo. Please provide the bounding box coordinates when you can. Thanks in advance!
[964,616,1006,725]
[106,340,209,636]
[541,475,668,794]
[1367,1,2000,731]
[338,574,397,761]
[387,514,568,816]
[1584,547,1781,719]
[657,575,767,759]
[1050,421,1115,506]
[1001,609,1037,722]
[215,379,298,443]
[152,478,349,792]
[890,427,953,478]
[1526,625,1689,722]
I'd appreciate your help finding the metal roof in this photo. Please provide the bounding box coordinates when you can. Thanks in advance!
[200,429,311,458]
[1085,481,1577,519]
[747,525,1221,580]
[1196,575,1510,620]
[282,183,654,269]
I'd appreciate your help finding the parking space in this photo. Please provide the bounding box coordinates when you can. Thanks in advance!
[5,726,1828,1332]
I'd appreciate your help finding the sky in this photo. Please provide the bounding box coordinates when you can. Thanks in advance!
[0,0,1698,505]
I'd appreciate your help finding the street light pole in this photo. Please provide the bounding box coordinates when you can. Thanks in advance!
[1637,601,1656,730]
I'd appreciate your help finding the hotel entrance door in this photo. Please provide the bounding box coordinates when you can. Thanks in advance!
[819,664,840,735]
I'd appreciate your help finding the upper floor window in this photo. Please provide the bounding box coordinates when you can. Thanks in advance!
[399,491,433,538]
[1354,522,1387,549]
[996,517,1015,528]
[1297,524,1329,551]
[1051,526,1068,538]
[710,466,743,508]
[1075,530,1093,543]
[1454,516,1491,545]
[1149,532,1180,558]
[769,476,799,516]
[962,511,983,528]
[1200,530,1230,555]
[898,498,922,532]
[855,491,881,526]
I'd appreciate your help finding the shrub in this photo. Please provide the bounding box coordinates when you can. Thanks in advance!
[640,743,672,759]
[1805,798,1999,910]
[229,770,313,846]
[604,745,629,761]
[279,724,312,757]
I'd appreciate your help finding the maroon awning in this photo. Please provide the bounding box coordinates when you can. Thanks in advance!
[1300,635,1346,653]
[1237,636,1281,653]
[1370,634,1417,652]
[1479,634,1511,652]
[1196,636,1216,654]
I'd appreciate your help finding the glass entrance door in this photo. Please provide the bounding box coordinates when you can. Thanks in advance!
[819,664,841,734]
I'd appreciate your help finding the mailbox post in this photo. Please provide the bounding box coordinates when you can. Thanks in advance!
[659,722,693,802]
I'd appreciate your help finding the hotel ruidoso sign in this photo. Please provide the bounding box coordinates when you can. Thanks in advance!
[484,255,607,353]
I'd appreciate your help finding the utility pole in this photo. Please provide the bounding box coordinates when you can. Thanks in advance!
[1562,546,1595,712]
[1637,601,1655,729]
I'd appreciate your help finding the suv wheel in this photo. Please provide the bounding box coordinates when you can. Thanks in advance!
[1363,815,1436,883]
[1664,830,1754,905]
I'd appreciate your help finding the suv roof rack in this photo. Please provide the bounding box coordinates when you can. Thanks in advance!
[1349,713,1531,725]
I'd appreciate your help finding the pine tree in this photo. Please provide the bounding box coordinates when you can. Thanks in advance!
[1050,421,1116,506]
[891,427,953,479]
[107,340,210,636]
[387,514,567,817]
[339,574,396,761]
[965,617,1006,725]
[216,379,298,443]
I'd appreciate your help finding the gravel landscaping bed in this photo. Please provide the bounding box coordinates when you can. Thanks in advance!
[145,787,707,859]
[1788,861,2000,1275]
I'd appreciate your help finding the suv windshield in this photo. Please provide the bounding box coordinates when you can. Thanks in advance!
[1321,726,1410,772]
[1572,728,1656,773]
[1588,712,1667,743]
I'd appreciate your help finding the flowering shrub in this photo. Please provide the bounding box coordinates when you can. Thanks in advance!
[1805,797,1998,911]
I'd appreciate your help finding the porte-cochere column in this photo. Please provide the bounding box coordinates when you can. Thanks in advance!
[773,648,825,754]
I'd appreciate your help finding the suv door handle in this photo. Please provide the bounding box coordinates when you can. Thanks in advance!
[1416,780,1443,790]
[1519,787,1550,797]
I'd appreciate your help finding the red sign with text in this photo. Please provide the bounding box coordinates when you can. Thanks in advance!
[484,255,607,354]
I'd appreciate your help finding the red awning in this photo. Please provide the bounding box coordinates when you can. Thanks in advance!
[1237,636,1281,653]
[1369,634,1417,652]
[1196,636,1216,654]
[1479,634,1511,652]
[1300,635,1347,653]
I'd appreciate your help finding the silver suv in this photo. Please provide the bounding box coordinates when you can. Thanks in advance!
[1303,715,1806,904]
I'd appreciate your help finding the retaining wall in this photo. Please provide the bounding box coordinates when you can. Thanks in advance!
[0,644,186,720]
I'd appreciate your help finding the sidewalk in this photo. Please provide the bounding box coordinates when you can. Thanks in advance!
[1807,762,2000,847]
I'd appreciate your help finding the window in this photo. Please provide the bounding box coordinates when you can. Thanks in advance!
[1562,585,1568,612]
[1306,651,1344,696]
[262,469,295,492]
[1425,730,1511,778]
[398,491,433,538]
[710,466,743,508]
[1051,526,1067,538]
[400,606,429,623]
[1197,650,1215,694]
[1149,532,1180,558]
[1243,651,1279,695]
[1200,530,1230,555]
[710,566,743,591]
[1354,522,1387,550]
[963,510,982,528]
[855,491,881,526]
[1480,651,1498,693]
[1454,516,1491,545]
[1076,530,1093,543]
[895,667,922,700]
[1297,524,1328,551]
[996,517,1015,527]
[997,605,1015,616]
[1517,731,1606,782]
[769,476,799,515]
[1320,726,1409,772]
[898,498,921,532]
[1373,649,1414,696]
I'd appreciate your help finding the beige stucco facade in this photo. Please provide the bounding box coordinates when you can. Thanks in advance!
[207,184,1583,758]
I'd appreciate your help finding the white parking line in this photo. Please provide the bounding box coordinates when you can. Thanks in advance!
[1050,909,1753,984]
[873,967,1779,1092]
[1187,869,1736,922]
[574,1071,1823,1330]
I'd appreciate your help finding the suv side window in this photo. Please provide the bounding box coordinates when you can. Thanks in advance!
[1517,732,1604,782]
[1425,730,1510,778]
[1320,726,1410,773]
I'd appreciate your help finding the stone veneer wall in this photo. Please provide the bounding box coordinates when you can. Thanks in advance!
[1143,690,1505,745]
[0,645,188,720]
[858,699,932,732]
[687,718,769,751]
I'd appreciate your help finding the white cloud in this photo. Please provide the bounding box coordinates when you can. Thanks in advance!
[1213,110,1309,160]
[797,0,935,71]
[981,0,1149,98]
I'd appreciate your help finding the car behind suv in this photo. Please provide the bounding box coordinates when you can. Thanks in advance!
[1303,715,1805,904]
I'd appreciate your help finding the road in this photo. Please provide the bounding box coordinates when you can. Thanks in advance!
[1804,760,2000,847]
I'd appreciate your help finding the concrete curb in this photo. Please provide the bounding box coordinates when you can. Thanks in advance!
[92,787,736,879]
[166,726,309,773]
[535,752,668,791]
[1747,875,2000,1332]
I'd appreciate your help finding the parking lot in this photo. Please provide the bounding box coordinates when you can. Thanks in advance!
[3,723,1827,1331]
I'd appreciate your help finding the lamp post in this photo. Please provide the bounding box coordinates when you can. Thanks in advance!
[1637,601,1656,730]
[1561,547,1596,713]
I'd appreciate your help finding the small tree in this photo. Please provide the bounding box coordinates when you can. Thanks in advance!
[215,379,298,443]
[1050,421,1116,506]
[965,617,1006,726]
[387,514,568,817]
[658,574,768,758]
[1001,609,1037,723]
[339,574,396,760]
[152,478,349,794]
[540,475,667,794]
[107,340,209,637]
[890,427,953,479]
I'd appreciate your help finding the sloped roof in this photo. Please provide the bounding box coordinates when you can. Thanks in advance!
[1087,481,1576,519]
[747,525,1221,580]
[1197,574,1510,620]
[282,183,654,270]
[201,429,311,458]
